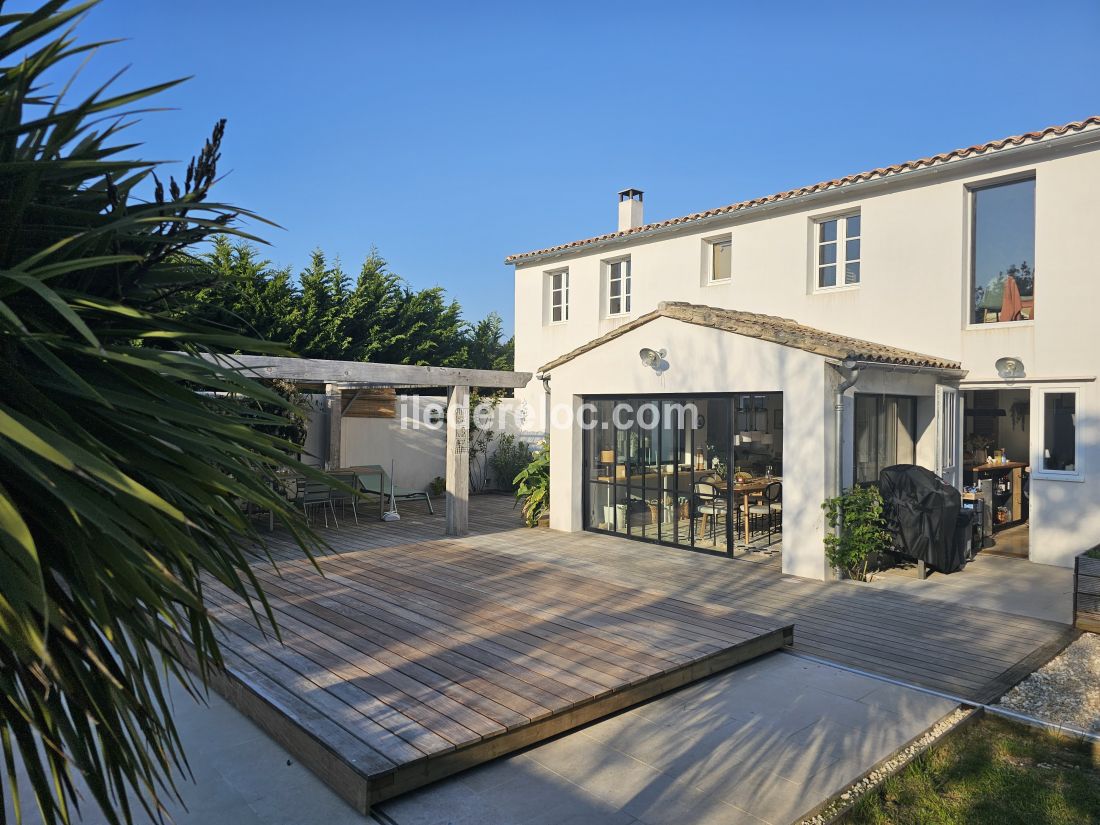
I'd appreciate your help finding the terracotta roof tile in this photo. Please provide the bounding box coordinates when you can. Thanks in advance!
[538,302,963,373]
[508,117,1100,264]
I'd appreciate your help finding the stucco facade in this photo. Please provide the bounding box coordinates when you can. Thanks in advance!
[509,121,1100,574]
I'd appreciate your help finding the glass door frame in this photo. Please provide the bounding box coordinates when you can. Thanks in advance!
[581,392,738,557]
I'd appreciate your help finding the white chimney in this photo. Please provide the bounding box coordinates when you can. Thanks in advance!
[617,188,644,231]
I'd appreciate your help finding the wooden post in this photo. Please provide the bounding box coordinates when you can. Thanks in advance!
[445,385,470,536]
[325,383,342,470]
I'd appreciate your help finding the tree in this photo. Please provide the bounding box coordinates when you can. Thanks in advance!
[192,239,515,371]
[0,4,326,823]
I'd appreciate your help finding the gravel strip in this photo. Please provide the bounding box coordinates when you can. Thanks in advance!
[796,707,972,825]
[997,632,1100,734]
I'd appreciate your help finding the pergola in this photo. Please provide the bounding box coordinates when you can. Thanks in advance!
[205,354,532,536]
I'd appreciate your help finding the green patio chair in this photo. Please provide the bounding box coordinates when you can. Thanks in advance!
[356,464,435,519]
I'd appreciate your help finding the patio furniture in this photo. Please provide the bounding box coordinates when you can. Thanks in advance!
[352,464,434,518]
[328,472,360,526]
[298,478,339,528]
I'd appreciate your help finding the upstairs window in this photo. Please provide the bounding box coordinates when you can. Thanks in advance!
[971,177,1035,325]
[607,258,631,316]
[548,269,569,323]
[816,213,860,289]
[709,237,732,282]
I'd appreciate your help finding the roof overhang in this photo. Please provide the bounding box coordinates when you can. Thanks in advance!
[506,119,1100,267]
[537,302,962,375]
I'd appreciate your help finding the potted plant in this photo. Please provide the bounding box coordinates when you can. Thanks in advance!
[964,433,993,465]
[428,476,446,498]
[1074,546,1100,632]
[822,485,891,582]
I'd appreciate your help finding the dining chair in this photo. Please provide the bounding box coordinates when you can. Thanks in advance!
[741,481,782,546]
[693,481,727,544]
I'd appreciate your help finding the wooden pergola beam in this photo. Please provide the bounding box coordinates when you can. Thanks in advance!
[200,353,531,389]
[193,353,528,536]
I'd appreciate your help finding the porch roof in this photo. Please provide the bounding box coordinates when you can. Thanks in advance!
[538,302,963,373]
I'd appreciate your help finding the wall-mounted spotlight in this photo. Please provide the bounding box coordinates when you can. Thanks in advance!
[995,356,1025,380]
[639,347,666,369]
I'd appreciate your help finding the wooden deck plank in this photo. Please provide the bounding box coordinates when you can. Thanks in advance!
[192,512,792,813]
[203,495,1068,814]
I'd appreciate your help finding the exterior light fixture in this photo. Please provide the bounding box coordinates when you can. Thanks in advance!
[995,357,1025,380]
[638,347,666,369]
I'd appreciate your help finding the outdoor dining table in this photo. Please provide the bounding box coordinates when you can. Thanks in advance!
[714,476,782,546]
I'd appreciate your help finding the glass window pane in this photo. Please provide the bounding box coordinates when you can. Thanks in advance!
[820,242,837,265]
[819,219,837,243]
[609,277,620,298]
[972,178,1035,324]
[844,262,860,284]
[1043,392,1076,471]
[713,240,732,280]
[846,238,860,262]
[552,305,561,322]
[819,265,836,288]
[846,214,861,238]
[610,296,621,314]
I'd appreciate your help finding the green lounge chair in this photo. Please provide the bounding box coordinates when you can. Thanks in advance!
[355,464,434,519]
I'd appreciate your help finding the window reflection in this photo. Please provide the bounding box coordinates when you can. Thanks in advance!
[971,178,1035,324]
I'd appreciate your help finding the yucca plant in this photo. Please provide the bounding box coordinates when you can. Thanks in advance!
[0,2,328,823]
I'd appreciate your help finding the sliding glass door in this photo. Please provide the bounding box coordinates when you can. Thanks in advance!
[583,393,784,556]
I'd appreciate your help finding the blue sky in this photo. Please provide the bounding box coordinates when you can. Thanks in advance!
[58,0,1100,334]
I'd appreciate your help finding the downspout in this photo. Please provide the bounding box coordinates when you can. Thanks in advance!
[829,359,861,578]
[535,372,551,437]
[832,357,862,497]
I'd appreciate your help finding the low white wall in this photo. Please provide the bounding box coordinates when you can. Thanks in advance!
[339,396,447,493]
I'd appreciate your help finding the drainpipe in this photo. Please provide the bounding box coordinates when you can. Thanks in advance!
[535,372,551,437]
[833,358,861,500]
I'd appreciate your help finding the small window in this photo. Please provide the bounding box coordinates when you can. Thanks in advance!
[709,238,732,282]
[607,258,631,316]
[548,269,569,323]
[970,177,1035,325]
[1037,390,1080,479]
[816,213,860,289]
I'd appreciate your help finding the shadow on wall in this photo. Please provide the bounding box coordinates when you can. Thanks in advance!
[1029,424,1100,565]
[300,394,540,494]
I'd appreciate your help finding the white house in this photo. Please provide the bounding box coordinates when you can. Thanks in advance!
[506,117,1100,579]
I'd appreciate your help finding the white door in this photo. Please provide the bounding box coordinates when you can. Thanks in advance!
[935,385,961,487]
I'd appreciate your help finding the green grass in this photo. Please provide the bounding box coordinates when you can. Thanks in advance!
[844,716,1100,825]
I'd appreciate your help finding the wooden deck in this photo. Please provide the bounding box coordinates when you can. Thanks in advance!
[196,508,792,813]
[195,494,1073,813]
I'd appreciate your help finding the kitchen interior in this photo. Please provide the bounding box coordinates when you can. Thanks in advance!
[962,389,1030,558]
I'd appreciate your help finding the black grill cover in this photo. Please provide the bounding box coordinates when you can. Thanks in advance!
[878,464,967,573]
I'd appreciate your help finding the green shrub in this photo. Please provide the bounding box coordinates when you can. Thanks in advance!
[428,476,446,497]
[514,442,549,527]
[822,485,891,581]
[490,433,531,492]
